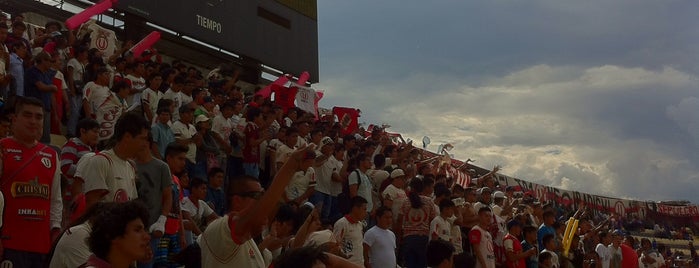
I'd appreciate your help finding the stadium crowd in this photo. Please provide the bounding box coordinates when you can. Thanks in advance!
[0,13,697,268]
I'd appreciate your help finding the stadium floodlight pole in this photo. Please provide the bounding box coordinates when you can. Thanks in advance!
[65,0,118,30]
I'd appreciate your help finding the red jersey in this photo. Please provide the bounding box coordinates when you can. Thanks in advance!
[503,233,526,268]
[242,122,260,164]
[0,138,59,253]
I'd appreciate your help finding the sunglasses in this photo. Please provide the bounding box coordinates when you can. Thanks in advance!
[232,191,264,200]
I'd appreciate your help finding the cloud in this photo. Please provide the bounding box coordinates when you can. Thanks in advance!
[318,64,699,203]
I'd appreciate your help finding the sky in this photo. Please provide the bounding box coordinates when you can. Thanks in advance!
[313,0,699,204]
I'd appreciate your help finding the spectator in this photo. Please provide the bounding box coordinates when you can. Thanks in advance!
[151,107,175,159]
[538,251,554,268]
[0,97,62,267]
[333,196,368,266]
[363,206,396,268]
[426,239,456,268]
[7,40,27,99]
[66,45,88,137]
[194,114,221,178]
[172,105,199,179]
[60,118,99,201]
[49,202,116,268]
[538,211,556,250]
[348,153,374,217]
[78,112,150,209]
[470,206,496,268]
[596,231,612,268]
[284,150,317,206]
[142,72,163,124]
[540,234,559,268]
[204,167,226,216]
[24,51,56,143]
[134,132,173,268]
[397,177,437,268]
[431,199,456,241]
[162,75,184,121]
[382,168,407,223]
[124,61,146,110]
[311,141,345,222]
[181,177,219,237]
[521,225,539,268]
[621,235,639,268]
[639,238,664,268]
[608,232,623,268]
[242,107,268,178]
[84,201,151,267]
[504,220,537,268]
[198,145,316,267]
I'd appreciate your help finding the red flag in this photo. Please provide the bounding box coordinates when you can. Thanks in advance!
[333,107,360,135]
[256,75,290,98]
[272,84,298,113]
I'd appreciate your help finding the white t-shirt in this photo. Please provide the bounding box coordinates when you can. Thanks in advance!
[142,87,162,117]
[470,225,496,268]
[430,215,452,242]
[162,89,182,121]
[78,149,138,203]
[639,251,664,268]
[450,216,463,254]
[211,114,232,146]
[366,168,389,192]
[285,168,316,203]
[48,222,92,268]
[172,121,197,163]
[333,216,365,266]
[67,58,85,82]
[275,144,295,165]
[198,215,266,268]
[541,249,560,268]
[363,226,397,268]
[314,155,343,196]
[596,243,611,268]
[181,197,215,227]
[382,184,406,221]
[125,74,146,108]
[348,170,373,212]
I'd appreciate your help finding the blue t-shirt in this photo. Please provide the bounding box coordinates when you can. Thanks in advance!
[521,240,539,268]
[205,186,226,216]
[537,224,556,249]
[24,66,54,110]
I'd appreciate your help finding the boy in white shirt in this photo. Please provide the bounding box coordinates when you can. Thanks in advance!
[333,196,368,266]
[431,199,456,241]
[363,206,397,268]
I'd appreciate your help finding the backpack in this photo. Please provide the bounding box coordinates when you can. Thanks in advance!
[336,169,361,215]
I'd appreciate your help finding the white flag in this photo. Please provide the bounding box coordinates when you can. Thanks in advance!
[295,85,316,114]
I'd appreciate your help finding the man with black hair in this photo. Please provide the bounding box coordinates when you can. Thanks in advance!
[0,97,62,267]
[84,201,152,267]
[427,239,455,268]
[363,206,396,268]
[134,132,173,268]
[538,211,556,250]
[242,107,269,178]
[349,153,373,217]
[199,145,317,267]
[334,196,368,266]
[24,51,57,143]
[151,107,174,159]
[521,225,539,268]
[204,167,226,216]
[172,104,200,179]
[78,112,150,209]
[431,199,456,241]
[504,220,537,268]
[541,234,559,268]
[61,118,99,202]
[162,75,184,121]
[470,207,496,268]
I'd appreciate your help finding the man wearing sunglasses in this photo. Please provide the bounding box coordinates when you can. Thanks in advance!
[199,145,317,268]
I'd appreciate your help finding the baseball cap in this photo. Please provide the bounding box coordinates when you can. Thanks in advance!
[194,114,210,124]
[320,136,334,147]
[493,191,505,199]
[390,169,406,178]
